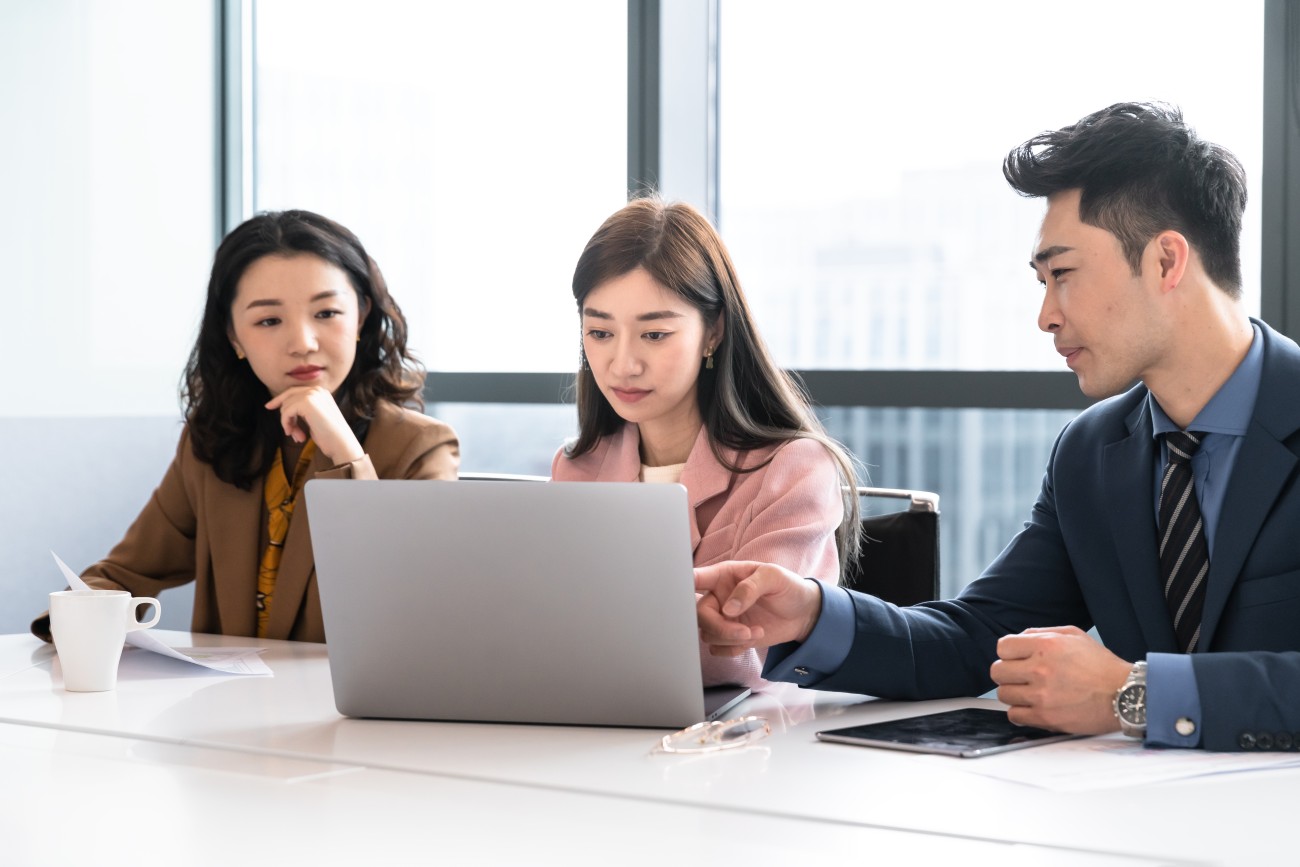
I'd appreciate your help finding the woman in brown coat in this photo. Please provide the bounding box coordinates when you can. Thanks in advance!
[34,210,458,643]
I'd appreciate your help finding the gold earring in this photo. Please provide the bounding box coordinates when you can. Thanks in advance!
[705,347,714,370]
[235,347,245,360]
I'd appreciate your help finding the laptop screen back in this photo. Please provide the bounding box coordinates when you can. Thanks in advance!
[306,479,720,728]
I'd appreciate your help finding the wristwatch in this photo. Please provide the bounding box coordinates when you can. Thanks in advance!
[1113,660,1147,738]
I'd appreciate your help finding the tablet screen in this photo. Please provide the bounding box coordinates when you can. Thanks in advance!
[815,707,1083,757]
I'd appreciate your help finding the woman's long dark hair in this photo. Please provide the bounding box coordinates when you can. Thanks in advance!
[567,197,861,573]
[183,210,424,489]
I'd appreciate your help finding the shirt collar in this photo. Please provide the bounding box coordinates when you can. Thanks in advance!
[1149,322,1263,439]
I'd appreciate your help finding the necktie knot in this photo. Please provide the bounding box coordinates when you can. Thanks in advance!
[1165,430,1204,465]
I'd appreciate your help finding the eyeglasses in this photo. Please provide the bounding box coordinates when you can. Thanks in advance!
[653,715,771,754]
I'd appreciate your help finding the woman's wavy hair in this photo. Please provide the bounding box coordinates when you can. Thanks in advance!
[183,210,424,489]
[567,197,862,574]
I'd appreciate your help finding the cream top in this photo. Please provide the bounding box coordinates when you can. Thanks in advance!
[640,462,686,484]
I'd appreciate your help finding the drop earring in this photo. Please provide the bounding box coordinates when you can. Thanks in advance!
[704,346,714,370]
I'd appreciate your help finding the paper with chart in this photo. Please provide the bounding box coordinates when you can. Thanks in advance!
[52,552,271,676]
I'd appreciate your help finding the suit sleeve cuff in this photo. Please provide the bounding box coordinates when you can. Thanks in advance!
[762,581,855,685]
[1145,652,1202,748]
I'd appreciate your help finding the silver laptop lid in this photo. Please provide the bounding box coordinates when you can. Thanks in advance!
[306,479,719,728]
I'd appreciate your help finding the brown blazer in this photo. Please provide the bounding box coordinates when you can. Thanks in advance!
[32,402,458,643]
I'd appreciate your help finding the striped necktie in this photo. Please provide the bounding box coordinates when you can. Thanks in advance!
[1159,430,1209,653]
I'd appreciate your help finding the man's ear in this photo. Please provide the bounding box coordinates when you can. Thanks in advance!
[1153,230,1190,294]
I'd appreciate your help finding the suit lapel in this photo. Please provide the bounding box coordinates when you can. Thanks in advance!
[597,425,643,482]
[207,471,263,638]
[1200,323,1300,648]
[679,428,731,553]
[1103,400,1179,652]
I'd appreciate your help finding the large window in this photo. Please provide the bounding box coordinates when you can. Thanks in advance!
[253,0,627,375]
[246,2,1277,595]
[718,0,1264,370]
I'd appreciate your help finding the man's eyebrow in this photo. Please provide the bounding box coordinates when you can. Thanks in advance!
[1032,244,1074,264]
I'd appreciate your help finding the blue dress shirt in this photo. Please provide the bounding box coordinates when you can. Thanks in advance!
[766,325,1266,748]
[1145,323,1262,746]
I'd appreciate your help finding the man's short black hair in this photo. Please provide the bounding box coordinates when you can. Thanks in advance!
[1003,102,1247,297]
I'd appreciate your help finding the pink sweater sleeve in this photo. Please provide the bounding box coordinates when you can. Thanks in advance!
[698,439,844,690]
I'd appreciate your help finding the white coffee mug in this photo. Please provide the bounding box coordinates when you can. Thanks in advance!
[48,590,162,692]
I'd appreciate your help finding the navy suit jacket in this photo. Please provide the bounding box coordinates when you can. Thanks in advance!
[817,320,1300,750]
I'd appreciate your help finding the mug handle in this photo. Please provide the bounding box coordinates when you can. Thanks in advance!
[127,597,162,631]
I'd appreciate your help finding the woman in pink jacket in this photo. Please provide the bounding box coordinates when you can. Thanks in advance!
[552,198,861,689]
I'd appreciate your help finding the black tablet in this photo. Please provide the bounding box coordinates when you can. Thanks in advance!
[815,707,1083,758]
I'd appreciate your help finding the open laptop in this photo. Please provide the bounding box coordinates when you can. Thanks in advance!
[305,479,750,729]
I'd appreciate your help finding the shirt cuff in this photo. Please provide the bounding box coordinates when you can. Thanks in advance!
[762,581,855,686]
[1145,652,1203,748]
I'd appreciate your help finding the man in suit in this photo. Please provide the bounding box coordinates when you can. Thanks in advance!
[695,102,1300,751]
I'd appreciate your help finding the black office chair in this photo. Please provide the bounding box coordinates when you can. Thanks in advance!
[843,487,940,607]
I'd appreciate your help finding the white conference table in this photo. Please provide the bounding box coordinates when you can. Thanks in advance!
[1,631,1291,866]
[0,725,1165,867]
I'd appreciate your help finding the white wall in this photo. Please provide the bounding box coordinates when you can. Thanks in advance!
[3,418,196,632]
[0,1,216,632]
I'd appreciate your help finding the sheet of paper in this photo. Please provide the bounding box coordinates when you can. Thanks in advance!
[963,732,1300,791]
[52,552,271,676]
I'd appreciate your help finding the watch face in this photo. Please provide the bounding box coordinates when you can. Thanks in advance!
[1117,684,1147,725]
